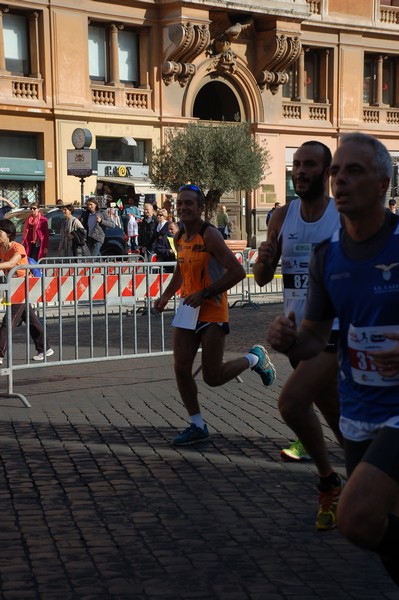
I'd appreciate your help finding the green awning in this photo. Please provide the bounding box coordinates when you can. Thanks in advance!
[0,158,46,181]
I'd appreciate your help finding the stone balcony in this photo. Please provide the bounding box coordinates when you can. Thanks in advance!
[91,85,152,111]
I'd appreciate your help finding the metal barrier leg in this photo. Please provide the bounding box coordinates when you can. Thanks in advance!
[0,391,31,408]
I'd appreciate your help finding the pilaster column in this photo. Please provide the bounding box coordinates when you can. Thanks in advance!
[109,24,120,86]
[29,12,41,78]
[0,8,8,73]
[375,55,384,105]
[295,49,306,101]
[138,28,149,89]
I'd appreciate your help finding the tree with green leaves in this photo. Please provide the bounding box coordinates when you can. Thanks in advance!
[150,121,270,221]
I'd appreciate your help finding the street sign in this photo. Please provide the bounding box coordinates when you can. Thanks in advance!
[67,149,98,177]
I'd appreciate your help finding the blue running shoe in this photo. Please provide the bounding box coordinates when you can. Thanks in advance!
[249,344,276,387]
[173,423,209,446]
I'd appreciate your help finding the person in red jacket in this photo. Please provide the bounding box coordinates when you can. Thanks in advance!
[21,203,49,261]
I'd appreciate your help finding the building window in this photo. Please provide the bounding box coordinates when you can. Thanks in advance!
[364,54,399,106]
[304,50,320,101]
[3,13,29,76]
[118,30,138,84]
[96,138,145,163]
[282,48,329,103]
[0,132,38,158]
[88,25,107,81]
[88,23,139,86]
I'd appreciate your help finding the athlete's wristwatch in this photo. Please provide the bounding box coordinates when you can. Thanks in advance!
[202,288,212,299]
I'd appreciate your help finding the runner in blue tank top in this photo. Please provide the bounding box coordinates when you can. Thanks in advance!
[267,133,399,587]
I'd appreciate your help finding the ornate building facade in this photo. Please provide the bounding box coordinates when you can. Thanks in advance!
[0,0,398,244]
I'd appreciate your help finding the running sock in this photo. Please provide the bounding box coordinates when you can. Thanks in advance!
[190,413,205,430]
[318,471,342,491]
[245,353,259,368]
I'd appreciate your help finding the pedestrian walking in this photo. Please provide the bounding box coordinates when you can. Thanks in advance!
[0,219,53,364]
[217,204,230,239]
[58,204,89,257]
[21,203,49,261]
[154,184,276,446]
[267,132,399,587]
[80,198,115,256]
[254,140,344,531]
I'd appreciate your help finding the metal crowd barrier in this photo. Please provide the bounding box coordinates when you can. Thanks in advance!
[0,257,282,407]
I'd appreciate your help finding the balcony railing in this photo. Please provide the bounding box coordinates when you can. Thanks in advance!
[283,101,330,121]
[0,75,43,102]
[363,106,399,124]
[306,0,321,15]
[91,85,152,110]
[380,6,399,25]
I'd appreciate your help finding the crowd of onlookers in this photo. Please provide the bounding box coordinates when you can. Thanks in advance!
[0,193,180,264]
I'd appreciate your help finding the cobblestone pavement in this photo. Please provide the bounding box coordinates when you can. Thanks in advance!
[0,302,398,600]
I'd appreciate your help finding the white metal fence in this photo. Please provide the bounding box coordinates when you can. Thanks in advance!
[0,257,282,406]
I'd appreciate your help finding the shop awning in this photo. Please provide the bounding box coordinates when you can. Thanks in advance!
[97,176,161,195]
[0,158,45,181]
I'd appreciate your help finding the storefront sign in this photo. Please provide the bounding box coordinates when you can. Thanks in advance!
[97,161,149,179]
[0,158,45,181]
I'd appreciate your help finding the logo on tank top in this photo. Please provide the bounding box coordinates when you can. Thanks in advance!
[374,263,399,281]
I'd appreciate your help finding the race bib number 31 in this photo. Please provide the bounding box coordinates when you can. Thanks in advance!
[348,324,399,387]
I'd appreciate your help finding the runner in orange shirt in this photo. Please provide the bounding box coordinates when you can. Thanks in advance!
[154,184,276,445]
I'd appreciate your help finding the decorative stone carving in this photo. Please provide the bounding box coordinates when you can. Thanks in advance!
[257,34,302,94]
[206,20,253,75]
[162,22,210,86]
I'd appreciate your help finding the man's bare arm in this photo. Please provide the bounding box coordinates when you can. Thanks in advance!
[267,313,333,361]
[253,205,287,286]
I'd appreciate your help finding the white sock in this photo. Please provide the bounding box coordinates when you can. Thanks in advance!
[245,353,259,368]
[190,413,205,429]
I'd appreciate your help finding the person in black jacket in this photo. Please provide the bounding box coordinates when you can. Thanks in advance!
[148,208,170,262]
[138,202,156,259]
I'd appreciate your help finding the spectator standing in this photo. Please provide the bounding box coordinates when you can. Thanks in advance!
[0,197,16,218]
[254,141,343,531]
[267,132,399,587]
[148,208,170,262]
[80,198,115,256]
[156,221,179,273]
[388,198,398,214]
[21,203,49,261]
[163,197,174,221]
[154,184,276,446]
[106,197,122,228]
[121,196,141,233]
[138,203,156,259]
[58,204,88,257]
[0,219,53,364]
[266,202,281,226]
[217,205,230,239]
[126,213,139,253]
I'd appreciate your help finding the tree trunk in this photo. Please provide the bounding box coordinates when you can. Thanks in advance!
[205,190,223,223]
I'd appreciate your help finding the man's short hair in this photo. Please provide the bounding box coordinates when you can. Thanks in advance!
[63,203,75,213]
[178,184,206,207]
[389,199,396,206]
[339,132,393,181]
[0,218,16,241]
[301,141,332,170]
